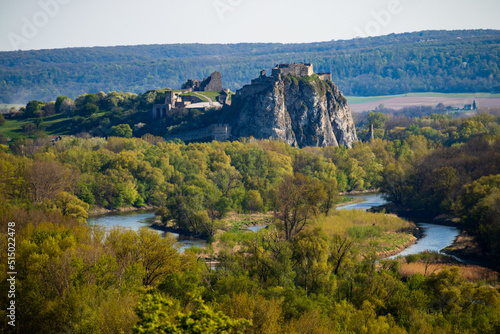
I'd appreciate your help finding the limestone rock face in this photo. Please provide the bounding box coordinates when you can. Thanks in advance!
[228,75,357,148]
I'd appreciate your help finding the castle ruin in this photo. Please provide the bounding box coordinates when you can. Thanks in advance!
[240,63,332,97]
[151,91,191,119]
[271,63,314,78]
[183,72,223,92]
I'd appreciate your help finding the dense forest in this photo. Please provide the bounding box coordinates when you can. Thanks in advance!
[1,101,500,332]
[1,29,499,103]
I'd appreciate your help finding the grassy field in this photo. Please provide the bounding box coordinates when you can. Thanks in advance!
[0,113,75,141]
[194,91,221,102]
[317,210,416,256]
[346,92,500,105]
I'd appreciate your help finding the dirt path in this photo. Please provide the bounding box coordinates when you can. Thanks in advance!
[193,92,214,107]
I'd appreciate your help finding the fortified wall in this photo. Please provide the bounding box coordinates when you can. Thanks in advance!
[238,63,332,98]
[152,91,192,119]
[183,72,223,92]
[271,63,314,78]
[164,124,231,142]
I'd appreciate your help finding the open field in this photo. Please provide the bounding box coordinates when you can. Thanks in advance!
[318,210,416,257]
[347,93,500,112]
[0,113,76,140]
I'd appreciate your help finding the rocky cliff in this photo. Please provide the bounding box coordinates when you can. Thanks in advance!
[226,73,357,148]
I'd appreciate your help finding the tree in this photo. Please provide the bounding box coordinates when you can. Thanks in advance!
[55,96,69,113]
[107,228,181,286]
[276,173,326,241]
[111,124,133,138]
[79,103,99,117]
[42,101,56,116]
[329,234,354,276]
[26,160,77,203]
[24,100,45,118]
[59,97,76,115]
[133,294,251,334]
[367,111,388,129]
[21,122,37,135]
[322,178,339,215]
[244,190,264,212]
[0,113,5,126]
[292,227,332,296]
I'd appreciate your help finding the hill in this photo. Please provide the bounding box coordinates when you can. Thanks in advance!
[0,30,499,103]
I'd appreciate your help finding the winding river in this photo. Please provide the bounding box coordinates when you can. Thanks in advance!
[86,210,206,253]
[337,193,461,259]
[88,193,460,258]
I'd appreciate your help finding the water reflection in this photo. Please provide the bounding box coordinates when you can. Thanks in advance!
[389,223,460,260]
[336,193,461,259]
[336,193,388,211]
[87,210,206,252]
[247,225,267,232]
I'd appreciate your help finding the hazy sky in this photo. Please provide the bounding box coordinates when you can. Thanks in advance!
[0,0,499,52]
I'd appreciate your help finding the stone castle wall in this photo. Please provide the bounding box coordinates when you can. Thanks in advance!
[164,124,231,142]
[318,73,332,81]
[200,72,223,91]
[272,63,314,78]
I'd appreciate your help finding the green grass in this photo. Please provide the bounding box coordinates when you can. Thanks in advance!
[346,92,500,105]
[0,118,24,140]
[317,210,416,257]
[0,113,75,140]
[180,92,208,103]
[195,91,221,102]
[318,209,412,236]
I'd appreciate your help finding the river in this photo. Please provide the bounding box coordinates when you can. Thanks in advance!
[86,209,206,252]
[87,193,460,258]
[337,193,461,259]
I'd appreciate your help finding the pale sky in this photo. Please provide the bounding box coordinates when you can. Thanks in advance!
[0,0,499,52]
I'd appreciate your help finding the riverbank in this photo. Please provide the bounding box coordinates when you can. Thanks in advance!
[339,189,380,195]
[442,231,500,272]
[375,202,500,274]
[378,236,418,259]
[88,205,157,216]
[150,220,208,240]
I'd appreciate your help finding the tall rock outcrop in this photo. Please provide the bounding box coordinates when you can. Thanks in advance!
[226,65,357,148]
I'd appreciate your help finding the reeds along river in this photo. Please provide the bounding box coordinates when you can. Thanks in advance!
[87,193,460,257]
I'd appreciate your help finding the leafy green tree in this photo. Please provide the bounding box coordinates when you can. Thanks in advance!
[111,124,133,138]
[133,294,251,334]
[276,173,326,241]
[454,174,500,255]
[0,113,5,126]
[367,111,388,130]
[24,100,45,118]
[79,102,99,117]
[292,227,332,296]
[244,189,264,212]
[22,122,37,135]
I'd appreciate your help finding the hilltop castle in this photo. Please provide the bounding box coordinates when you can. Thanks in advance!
[239,63,332,97]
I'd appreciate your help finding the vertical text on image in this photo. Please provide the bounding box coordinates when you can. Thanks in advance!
[6,222,16,327]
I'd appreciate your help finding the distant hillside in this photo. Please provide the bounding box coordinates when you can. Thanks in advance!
[0,30,499,103]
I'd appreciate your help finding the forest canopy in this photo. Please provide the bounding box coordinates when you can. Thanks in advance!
[0,29,499,103]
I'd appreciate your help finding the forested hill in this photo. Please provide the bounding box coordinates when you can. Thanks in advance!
[1,29,499,103]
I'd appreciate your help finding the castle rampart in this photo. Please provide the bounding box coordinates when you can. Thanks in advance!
[272,63,314,78]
